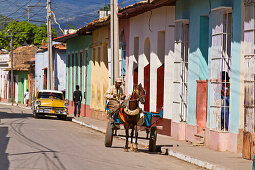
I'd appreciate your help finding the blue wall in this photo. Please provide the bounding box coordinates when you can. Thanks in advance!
[176,0,241,134]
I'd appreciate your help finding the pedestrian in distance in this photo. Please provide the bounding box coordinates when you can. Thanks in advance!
[221,71,230,131]
[73,85,82,117]
[24,89,29,107]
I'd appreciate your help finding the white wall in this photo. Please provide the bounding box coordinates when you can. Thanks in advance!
[54,49,66,91]
[35,51,48,92]
[128,6,175,118]
[0,53,9,99]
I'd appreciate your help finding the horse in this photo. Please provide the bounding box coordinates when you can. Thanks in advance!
[119,83,146,152]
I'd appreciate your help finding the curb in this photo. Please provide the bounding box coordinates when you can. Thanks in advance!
[71,118,224,170]
[0,102,31,110]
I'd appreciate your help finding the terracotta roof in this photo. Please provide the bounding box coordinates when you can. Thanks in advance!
[118,0,175,19]
[53,32,78,42]
[5,65,29,71]
[53,43,66,50]
[37,43,67,51]
[0,51,8,54]
[77,16,110,35]
[9,45,37,70]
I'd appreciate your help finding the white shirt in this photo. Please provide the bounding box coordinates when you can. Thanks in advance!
[24,92,29,100]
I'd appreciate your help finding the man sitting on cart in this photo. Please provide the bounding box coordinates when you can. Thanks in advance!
[104,78,126,116]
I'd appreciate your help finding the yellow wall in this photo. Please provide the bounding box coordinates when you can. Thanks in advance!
[91,26,109,111]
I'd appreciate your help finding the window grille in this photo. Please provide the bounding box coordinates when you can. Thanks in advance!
[173,20,189,122]
[210,8,232,131]
[244,0,255,132]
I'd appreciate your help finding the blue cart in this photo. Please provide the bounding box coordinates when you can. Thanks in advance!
[104,101,163,152]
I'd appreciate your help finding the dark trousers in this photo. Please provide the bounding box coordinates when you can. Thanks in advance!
[221,96,229,130]
[74,102,81,116]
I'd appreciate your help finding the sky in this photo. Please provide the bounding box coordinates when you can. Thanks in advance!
[0,0,137,32]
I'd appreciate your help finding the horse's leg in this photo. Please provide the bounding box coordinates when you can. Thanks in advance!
[130,127,134,151]
[124,126,129,152]
[134,125,138,152]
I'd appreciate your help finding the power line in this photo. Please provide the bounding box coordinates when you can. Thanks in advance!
[1,0,33,21]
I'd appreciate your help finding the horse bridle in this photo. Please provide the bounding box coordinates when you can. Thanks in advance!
[128,87,146,102]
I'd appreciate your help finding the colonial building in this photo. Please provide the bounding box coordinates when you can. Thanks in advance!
[0,50,9,102]
[6,45,37,104]
[34,42,67,93]
[54,31,92,117]
[175,0,242,153]
[122,0,176,136]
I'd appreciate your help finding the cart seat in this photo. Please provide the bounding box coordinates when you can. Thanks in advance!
[143,107,163,127]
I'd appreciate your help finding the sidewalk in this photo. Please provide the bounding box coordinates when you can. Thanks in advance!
[72,116,252,170]
[0,102,32,110]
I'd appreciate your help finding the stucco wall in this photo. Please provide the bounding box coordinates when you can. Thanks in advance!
[0,53,9,99]
[128,6,175,118]
[35,51,48,92]
[66,35,92,106]
[176,0,241,134]
[90,26,109,111]
[54,49,66,91]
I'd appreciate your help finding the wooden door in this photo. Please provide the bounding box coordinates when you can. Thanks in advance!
[156,64,164,112]
[144,64,150,112]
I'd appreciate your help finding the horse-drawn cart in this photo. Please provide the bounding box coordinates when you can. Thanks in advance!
[104,101,163,152]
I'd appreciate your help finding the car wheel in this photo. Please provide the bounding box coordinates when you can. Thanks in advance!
[57,115,66,120]
[33,111,38,118]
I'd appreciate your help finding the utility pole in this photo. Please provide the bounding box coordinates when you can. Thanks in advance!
[26,7,30,22]
[10,33,14,106]
[47,0,53,90]
[110,0,119,85]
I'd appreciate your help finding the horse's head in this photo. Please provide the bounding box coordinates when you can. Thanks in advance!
[133,83,146,104]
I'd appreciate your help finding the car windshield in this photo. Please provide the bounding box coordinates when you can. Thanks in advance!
[38,92,63,100]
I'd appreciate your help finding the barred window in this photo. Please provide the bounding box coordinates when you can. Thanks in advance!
[210,7,232,131]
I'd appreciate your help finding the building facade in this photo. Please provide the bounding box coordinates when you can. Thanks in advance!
[175,0,242,153]
[55,33,92,117]
[123,2,176,136]
[35,43,67,93]
[0,51,9,102]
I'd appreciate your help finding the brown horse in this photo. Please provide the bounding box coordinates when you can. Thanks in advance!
[119,83,146,151]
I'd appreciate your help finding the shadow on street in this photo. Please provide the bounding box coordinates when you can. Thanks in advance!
[0,127,10,169]
[0,111,31,120]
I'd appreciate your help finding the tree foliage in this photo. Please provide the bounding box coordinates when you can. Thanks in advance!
[0,21,57,50]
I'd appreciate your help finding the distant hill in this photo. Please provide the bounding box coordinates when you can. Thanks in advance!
[0,15,14,31]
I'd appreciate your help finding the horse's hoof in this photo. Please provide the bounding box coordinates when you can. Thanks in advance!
[130,144,133,151]
[124,148,128,152]
[134,144,138,152]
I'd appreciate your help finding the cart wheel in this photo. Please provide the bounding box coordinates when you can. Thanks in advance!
[149,126,157,152]
[105,120,114,147]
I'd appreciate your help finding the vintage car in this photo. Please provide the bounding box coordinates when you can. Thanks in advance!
[32,90,68,120]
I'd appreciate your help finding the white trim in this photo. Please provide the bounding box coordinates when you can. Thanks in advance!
[175,19,189,24]
[211,6,232,12]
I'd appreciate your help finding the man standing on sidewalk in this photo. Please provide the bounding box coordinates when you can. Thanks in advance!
[24,89,29,107]
[73,85,82,117]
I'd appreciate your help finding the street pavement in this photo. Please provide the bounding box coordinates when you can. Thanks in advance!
[0,104,202,170]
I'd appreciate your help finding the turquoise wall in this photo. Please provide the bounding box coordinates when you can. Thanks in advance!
[176,0,241,134]
[66,35,92,106]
